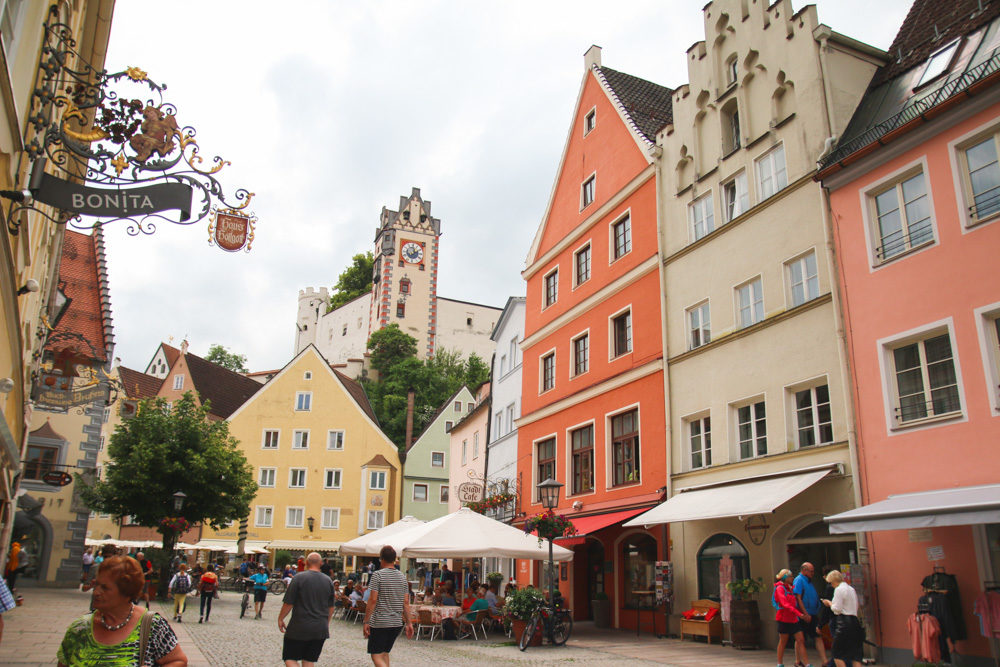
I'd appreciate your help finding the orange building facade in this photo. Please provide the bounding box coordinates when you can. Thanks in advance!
[516,46,672,633]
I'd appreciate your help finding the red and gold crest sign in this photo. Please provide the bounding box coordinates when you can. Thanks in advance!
[208,208,256,253]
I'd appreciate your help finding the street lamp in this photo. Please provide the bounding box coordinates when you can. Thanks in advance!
[537,478,563,610]
[172,491,186,512]
[307,516,315,533]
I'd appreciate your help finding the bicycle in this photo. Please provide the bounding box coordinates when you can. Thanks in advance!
[518,597,572,651]
[240,579,251,619]
[268,574,287,595]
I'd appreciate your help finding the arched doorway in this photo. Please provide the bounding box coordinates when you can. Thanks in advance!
[785,520,857,591]
[697,533,750,601]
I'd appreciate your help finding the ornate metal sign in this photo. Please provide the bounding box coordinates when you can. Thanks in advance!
[33,380,110,411]
[42,471,73,487]
[744,514,770,546]
[208,209,255,252]
[4,5,255,243]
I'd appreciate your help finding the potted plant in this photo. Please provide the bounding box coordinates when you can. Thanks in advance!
[503,586,545,645]
[725,577,763,649]
[591,591,611,628]
[523,510,577,545]
[486,571,504,588]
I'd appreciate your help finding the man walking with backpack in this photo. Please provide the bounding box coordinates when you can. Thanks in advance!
[168,563,193,622]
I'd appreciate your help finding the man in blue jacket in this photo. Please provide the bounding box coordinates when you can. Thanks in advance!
[793,562,828,667]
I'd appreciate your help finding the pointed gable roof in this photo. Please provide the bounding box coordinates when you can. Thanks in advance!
[46,229,114,362]
[595,66,673,144]
[118,366,162,399]
[364,453,397,470]
[183,352,263,419]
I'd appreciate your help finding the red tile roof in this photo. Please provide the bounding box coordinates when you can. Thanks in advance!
[334,370,379,425]
[363,454,397,470]
[46,230,112,362]
[30,420,67,441]
[118,366,162,399]
[161,343,180,368]
[184,352,263,419]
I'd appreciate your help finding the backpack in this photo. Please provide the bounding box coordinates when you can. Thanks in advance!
[771,584,781,610]
[200,575,216,594]
[174,574,191,594]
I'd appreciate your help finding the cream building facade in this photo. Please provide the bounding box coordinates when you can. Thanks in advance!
[447,383,489,514]
[649,0,886,643]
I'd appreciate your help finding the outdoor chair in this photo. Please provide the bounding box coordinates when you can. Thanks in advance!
[415,609,439,641]
[337,595,354,620]
[353,600,367,624]
[457,609,491,640]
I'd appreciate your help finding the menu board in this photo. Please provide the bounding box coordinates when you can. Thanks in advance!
[654,561,673,611]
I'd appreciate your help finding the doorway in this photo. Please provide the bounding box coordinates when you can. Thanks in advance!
[786,520,857,598]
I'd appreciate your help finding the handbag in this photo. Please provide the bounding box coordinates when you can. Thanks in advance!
[137,610,154,665]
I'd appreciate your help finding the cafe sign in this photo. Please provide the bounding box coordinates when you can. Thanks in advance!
[457,482,484,503]
[33,380,110,411]
[208,209,255,253]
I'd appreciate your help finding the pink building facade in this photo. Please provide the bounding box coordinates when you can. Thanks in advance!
[820,3,1000,664]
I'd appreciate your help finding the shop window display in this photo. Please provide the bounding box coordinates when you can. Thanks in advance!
[697,533,749,601]
[623,534,657,609]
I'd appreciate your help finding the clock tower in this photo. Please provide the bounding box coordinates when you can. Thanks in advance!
[369,187,442,359]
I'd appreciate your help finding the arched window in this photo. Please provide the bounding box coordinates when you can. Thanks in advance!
[725,54,739,87]
[622,534,657,609]
[721,98,741,155]
[697,533,749,601]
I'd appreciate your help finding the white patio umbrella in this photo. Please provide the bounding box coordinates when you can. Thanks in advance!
[339,515,426,556]
[389,507,575,561]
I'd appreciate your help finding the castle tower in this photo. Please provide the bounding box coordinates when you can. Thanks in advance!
[369,187,441,358]
[295,287,329,354]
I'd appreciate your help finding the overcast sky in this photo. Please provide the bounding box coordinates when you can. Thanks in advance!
[100,0,910,373]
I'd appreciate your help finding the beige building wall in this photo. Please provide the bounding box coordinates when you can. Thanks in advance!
[655,0,885,644]
[433,298,500,363]
[447,387,489,514]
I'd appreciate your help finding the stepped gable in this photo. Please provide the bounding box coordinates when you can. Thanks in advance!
[46,230,112,362]
[596,66,674,142]
[875,0,1000,85]
[118,366,162,399]
[184,352,263,419]
[333,369,379,425]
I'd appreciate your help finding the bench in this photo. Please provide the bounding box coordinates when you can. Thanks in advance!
[679,599,722,644]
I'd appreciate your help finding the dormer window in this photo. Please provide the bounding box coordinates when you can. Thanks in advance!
[917,40,959,87]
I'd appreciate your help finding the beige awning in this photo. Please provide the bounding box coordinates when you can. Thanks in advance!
[191,539,270,554]
[266,540,342,551]
[625,465,837,527]
[825,483,1000,534]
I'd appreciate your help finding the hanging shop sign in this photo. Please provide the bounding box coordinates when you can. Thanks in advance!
[42,471,73,487]
[33,380,110,411]
[457,482,485,503]
[3,5,256,245]
[744,514,769,546]
[208,209,255,252]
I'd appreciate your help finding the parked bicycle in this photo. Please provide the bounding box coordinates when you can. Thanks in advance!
[240,578,252,619]
[518,597,572,651]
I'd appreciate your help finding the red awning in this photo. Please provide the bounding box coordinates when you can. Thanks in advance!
[555,508,648,545]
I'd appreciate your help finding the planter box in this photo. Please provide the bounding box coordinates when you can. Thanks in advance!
[591,599,611,628]
[729,599,761,650]
[511,618,542,646]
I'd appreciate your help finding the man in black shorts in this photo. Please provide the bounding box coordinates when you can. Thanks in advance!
[363,545,413,666]
[278,552,337,667]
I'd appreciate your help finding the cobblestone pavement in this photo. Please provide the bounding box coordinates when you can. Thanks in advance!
[0,587,784,666]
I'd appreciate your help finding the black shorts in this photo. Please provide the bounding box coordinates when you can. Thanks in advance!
[253,589,267,603]
[282,637,326,662]
[367,626,402,654]
[777,620,802,635]
[799,614,820,638]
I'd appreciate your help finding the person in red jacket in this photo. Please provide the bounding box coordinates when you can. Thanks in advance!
[774,568,809,667]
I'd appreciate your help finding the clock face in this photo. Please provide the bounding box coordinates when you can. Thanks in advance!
[401,242,423,263]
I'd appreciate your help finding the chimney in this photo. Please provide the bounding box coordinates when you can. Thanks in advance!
[180,339,189,354]
[584,45,602,69]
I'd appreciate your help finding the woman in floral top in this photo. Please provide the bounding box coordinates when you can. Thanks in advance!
[58,556,187,666]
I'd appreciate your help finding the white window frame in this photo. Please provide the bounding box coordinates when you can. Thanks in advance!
[581,173,596,209]
[609,306,633,359]
[494,412,503,437]
[454,401,462,412]
[755,143,787,201]
[725,54,738,86]
[445,420,453,432]
[917,39,959,87]
[286,507,304,528]
[327,430,344,450]
[369,470,387,490]
[543,267,559,309]
[255,506,273,528]
[506,403,516,431]
[788,380,834,448]
[261,429,280,449]
[950,121,1000,229]
[172,374,184,390]
[571,330,590,378]
[461,440,467,464]
[292,429,309,450]
[540,348,556,393]
[321,507,340,530]
[689,192,715,241]
[686,300,711,350]
[295,391,312,411]
[367,510,385,530]
[473,431,479,459]
[610,212,632,261]
[735,277,764,328]
[439,485,449,503]
[413,483,429,502]
[973,302,1000,414]
[784,250,820,307]
[288,467,307,488]
[878,320,966,433]
[258,467,276,488]
[574,241,592,287]
[686,412,712,471]
[732,397,767,461]
[605,404,641,488]
[723,170,749,221]
[324,468,342,490]
[431,451,445,468]
[584,106,596,135]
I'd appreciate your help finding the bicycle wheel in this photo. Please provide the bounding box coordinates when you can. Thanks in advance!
[550,612,572,645]
[240,592,249,618]
[269,579,286,595]
[518,617,538,651]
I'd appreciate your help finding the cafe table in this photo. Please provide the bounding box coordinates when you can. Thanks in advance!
[408,604,464,624]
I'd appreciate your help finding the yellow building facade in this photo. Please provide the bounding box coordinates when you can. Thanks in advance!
[201,346,402,562]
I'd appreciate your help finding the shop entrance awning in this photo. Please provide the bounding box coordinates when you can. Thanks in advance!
[191,539,270,554]
[624,465,837,527]
[267,540,342,551]
[825,483,1000,534]
[555,508,648,543]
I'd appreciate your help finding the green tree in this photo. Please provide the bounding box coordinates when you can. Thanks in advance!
[367,323,417,375]
[204,343,249,373]
[79,393,256,593]
[329,251,374,310]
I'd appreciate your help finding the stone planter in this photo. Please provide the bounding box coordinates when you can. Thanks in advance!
[591,598,611,628]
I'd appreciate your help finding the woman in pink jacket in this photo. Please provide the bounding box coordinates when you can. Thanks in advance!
[774,568,809,667]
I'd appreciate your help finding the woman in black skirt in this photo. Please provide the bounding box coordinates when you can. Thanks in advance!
[821,570,864,667]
